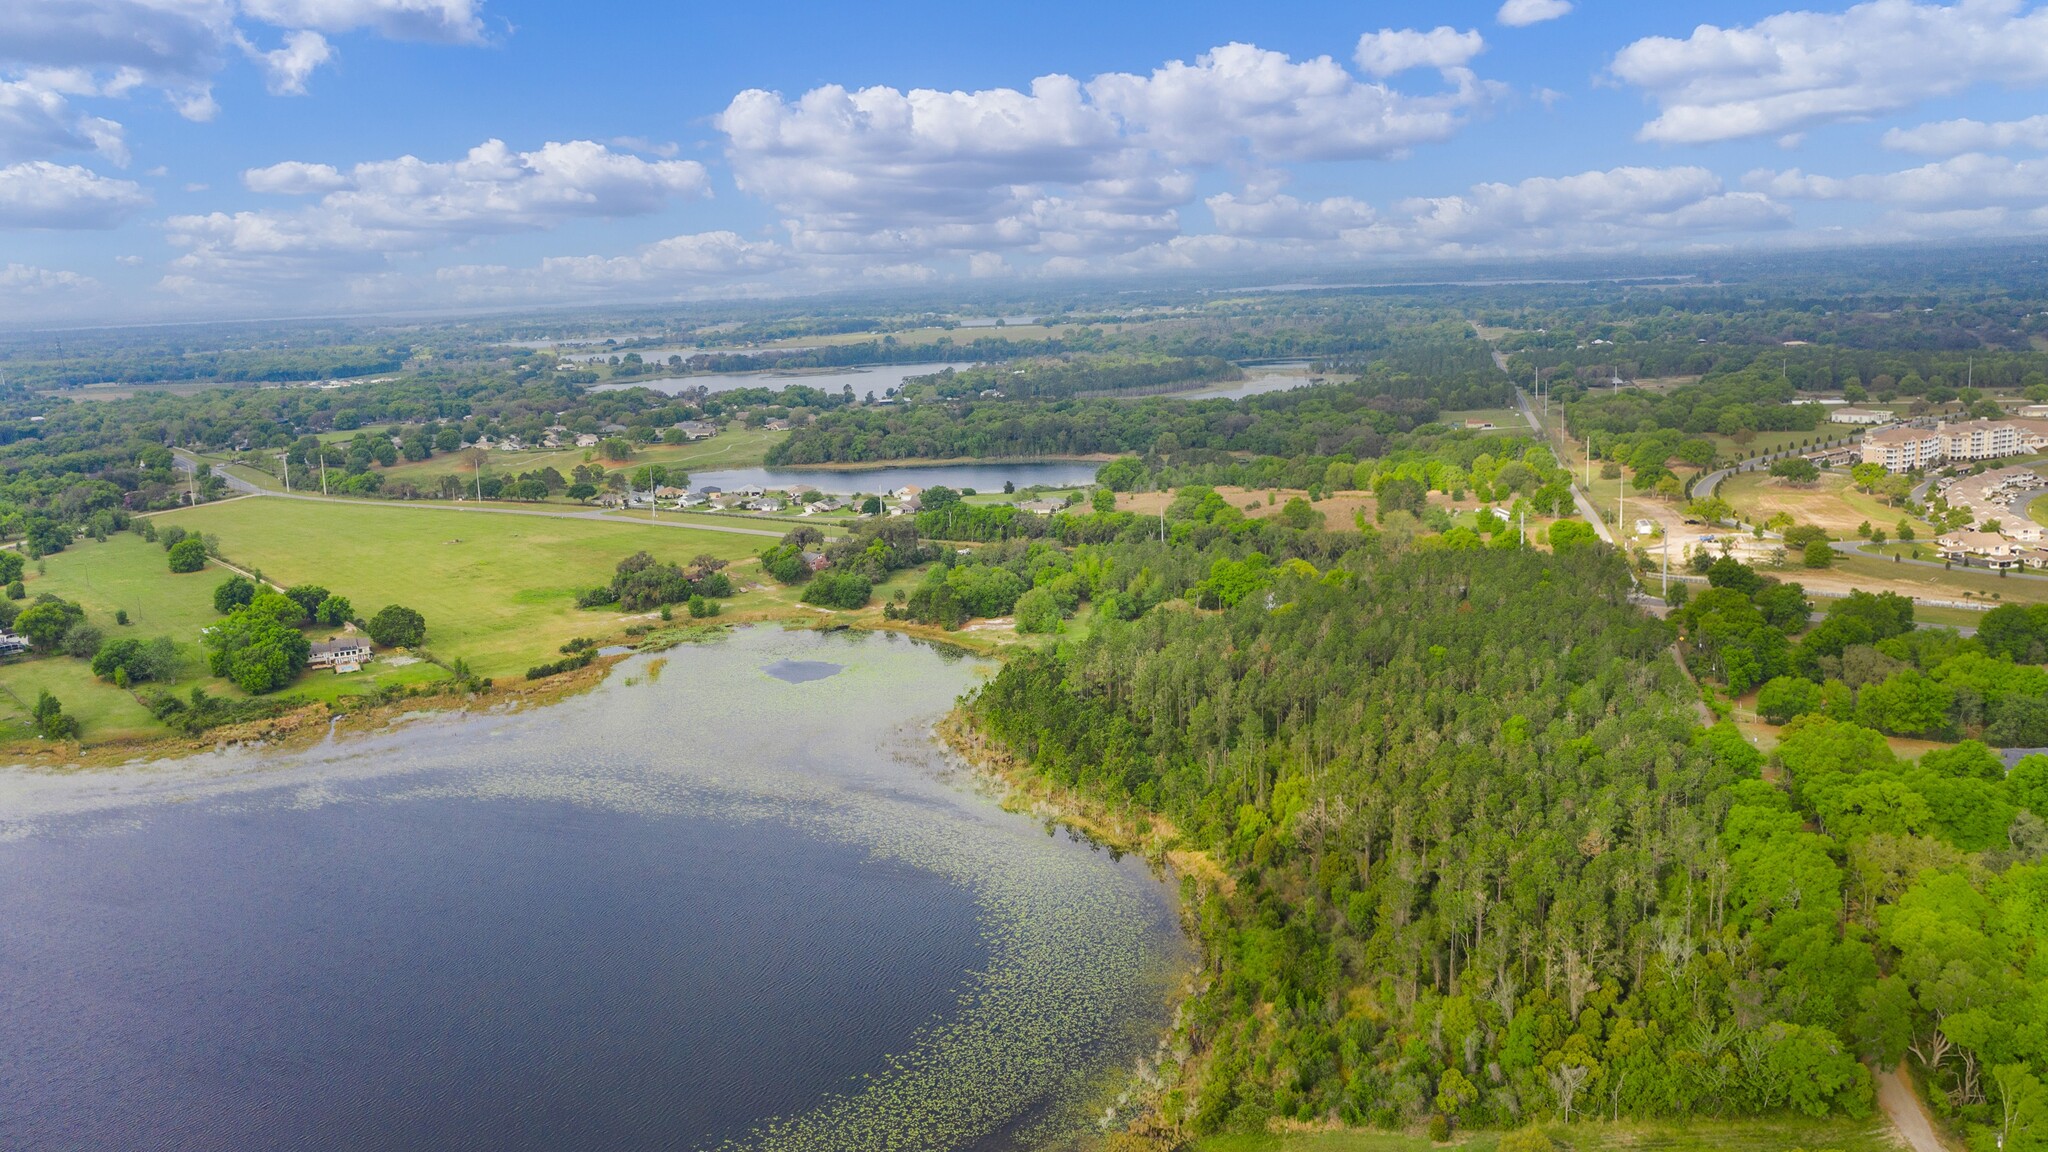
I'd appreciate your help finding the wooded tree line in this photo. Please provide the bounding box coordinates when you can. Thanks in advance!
[909,355,1243,400]
[963,541,2018,1139]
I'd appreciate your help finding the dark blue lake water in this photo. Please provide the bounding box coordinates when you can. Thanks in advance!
[0,629,1187,1152]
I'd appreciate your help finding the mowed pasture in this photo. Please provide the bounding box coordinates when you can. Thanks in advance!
[154,498,767,677]
[0,529,456,742]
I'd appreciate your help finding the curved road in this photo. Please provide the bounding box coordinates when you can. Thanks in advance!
[171,451,795,540]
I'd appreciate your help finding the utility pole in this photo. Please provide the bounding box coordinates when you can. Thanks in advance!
[278,453,289,493]
[319,450,329,496]
[473,451,481,502]
[1662,530,1670,596]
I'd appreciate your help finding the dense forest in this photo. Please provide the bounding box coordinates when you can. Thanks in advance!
[965,536,2048,1148]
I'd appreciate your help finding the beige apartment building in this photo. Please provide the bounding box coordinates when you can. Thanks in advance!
[1861,418,2048,472]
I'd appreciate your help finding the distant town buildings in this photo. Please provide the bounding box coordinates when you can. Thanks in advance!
[1828,407,1894,425]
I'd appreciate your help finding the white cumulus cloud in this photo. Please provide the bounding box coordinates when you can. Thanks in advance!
[0,77,128,164]
[170,138,708,281]
[1207,191,1376,239]
[1611,0,2048,145]
[242,158,349,193]
[1497,0,1573,27]
[238,0,486,43]
[0,159,149,227]
[716,38,1501,259]
[1752,153,2048,208]
[1353,27,1484,77]
[0,262,99,292]
[1883,115,2048,155]
[0,0,495,200]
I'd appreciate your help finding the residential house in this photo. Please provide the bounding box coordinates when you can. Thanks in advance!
[1017,498,1068,515]
[762,418,792,432]
[1463,418,1495,430]
[799,551,830,573]
[575,433,600,448]
[308,637,374,672]
[0,630,30,657]
[1935,531,2034,570]
[671,420,719,440]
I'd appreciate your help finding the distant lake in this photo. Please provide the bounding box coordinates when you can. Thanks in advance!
[690,460,1104,496]
[1151,361,1328,402]
[0,629,1186,1152]
[595,362,963,398]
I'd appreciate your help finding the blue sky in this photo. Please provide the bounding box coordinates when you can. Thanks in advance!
[6,0,2048,321]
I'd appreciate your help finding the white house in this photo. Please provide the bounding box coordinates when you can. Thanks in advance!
[1828,407,1894,425]
[308,637,373,673]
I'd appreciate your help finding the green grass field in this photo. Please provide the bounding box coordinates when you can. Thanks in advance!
[0,530,470,743]
[1193,1116,1899,1152]
[151,499,768,679]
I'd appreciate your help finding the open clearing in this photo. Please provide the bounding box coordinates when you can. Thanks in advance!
[154,498,765,678]
[1721,470,1926,537]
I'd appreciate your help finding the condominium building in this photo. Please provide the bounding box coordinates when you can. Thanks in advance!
[1861,425,1940,472]
[1861,418,2048,472]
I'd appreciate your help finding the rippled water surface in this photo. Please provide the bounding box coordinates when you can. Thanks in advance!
[0,628,1187,1152]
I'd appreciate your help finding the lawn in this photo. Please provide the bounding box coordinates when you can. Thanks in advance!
[1721,471,1928,538]
[2,530,474,744]
[1193,1116,1899,1152]
[2031,494,2048,529]
[154,498,768,678]
[0,648,169,743]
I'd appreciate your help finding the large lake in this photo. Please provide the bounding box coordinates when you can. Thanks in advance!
[689,460,1104,496]
[0,628,1187,1151]
[595,362,962,398]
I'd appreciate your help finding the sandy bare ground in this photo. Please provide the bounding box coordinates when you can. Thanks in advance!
[1878,1067,1950,1152]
